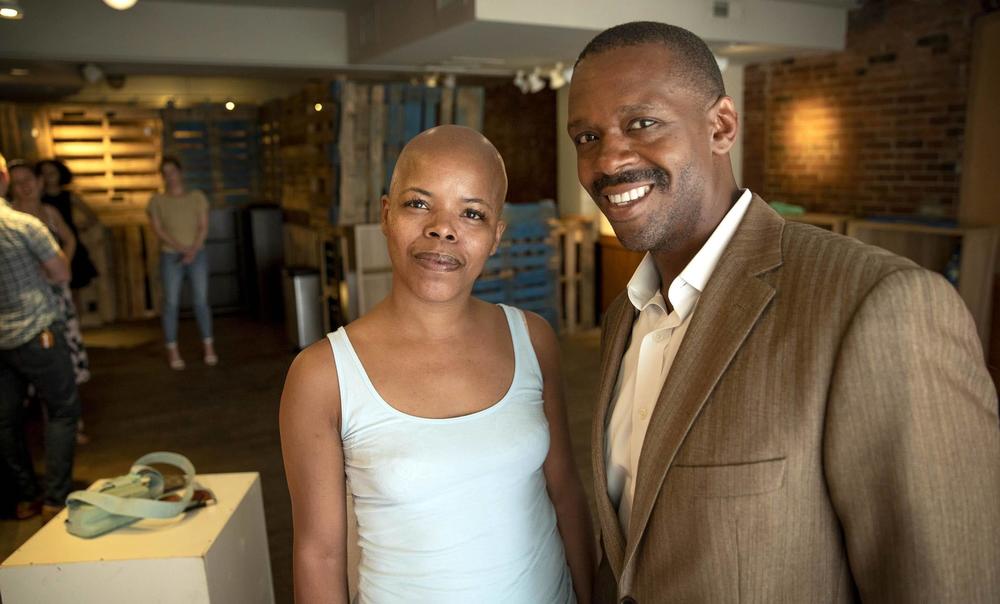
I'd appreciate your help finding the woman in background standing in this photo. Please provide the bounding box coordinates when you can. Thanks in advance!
[36,159,99,293]
[147,156,218,370]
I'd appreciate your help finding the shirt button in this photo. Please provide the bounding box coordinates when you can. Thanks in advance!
[654,333,665,343]
[638,408,648,420]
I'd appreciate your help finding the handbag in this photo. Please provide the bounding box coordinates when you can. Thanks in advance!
[65,451,196,539]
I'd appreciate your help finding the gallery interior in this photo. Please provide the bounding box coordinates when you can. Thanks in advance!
[0,0,998,602]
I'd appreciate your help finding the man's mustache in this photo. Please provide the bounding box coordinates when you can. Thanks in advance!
[592,168,669,196]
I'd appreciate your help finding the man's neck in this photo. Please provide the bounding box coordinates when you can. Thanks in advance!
[651,186,743,300]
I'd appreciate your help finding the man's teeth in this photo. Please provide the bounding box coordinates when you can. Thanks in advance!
[607,185,651,205]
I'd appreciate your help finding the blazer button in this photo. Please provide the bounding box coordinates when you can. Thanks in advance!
[621,598,637,604]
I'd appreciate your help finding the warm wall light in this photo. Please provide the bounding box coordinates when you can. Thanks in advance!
[10,68,29,76]
[224,101,236,111]
[314,103,323,112]
[103,0,138,10]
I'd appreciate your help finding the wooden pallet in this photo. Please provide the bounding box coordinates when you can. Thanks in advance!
[161,104,260,207]
[38,105,162,213]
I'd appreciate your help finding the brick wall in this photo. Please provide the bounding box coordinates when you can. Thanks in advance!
[743,0,984,217]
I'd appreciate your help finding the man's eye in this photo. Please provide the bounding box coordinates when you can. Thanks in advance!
[627,118,657,130]
[463,209,486,221]
[573,132,597,145]
[403,199,428,209]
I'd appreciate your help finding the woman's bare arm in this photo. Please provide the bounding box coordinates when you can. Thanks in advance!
[279,339,350,604]
[526,312,596,604]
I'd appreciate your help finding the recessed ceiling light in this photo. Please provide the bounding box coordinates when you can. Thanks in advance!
[314,103,323,112]
[10,68,30,77]
[0,2,23,20]
[224,101,236,111]
[103,0,138,10]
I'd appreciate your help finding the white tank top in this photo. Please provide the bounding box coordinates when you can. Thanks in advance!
[328,304,575,604]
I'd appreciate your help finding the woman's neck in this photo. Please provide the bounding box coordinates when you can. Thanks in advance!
[379,287,480,343]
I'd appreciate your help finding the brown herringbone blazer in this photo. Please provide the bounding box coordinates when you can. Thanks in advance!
[593,195,1000,603]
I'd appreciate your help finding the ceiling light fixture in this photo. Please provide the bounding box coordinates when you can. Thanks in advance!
[442,74,456,89]
[224,101,236,111]
[548,63,566,90]
[527,68,545,94]
[0,1,23,19]
[103,0,139,10]
[425,73,439,88]
[513,70,529,94]
[314,103,323,112]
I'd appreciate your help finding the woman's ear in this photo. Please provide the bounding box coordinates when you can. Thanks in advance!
[379,195,390,235]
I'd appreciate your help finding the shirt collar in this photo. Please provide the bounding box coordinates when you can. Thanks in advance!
[626,188,754,319]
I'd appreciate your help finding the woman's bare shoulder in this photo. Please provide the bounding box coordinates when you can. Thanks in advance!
[282,336,341,421]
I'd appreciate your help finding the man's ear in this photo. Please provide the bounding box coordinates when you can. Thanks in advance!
[379,195,390,235]
[709,96,739,156]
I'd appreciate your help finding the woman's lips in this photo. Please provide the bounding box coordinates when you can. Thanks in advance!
[413,251,462,271]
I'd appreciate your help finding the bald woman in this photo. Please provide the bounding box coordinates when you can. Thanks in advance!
[280,126,594,604]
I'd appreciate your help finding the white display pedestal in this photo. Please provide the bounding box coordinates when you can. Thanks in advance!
[0,472,274,604]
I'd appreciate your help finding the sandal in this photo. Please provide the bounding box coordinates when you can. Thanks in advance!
[166,344,185,370]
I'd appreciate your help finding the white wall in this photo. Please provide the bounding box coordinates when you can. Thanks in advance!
[0,0,348,68]
[723,63,745,187]
[556,85,595,218]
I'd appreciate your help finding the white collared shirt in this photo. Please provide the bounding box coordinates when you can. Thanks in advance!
[606,189,753,532]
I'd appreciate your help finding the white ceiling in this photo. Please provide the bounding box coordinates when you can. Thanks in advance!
[150,0,355,9]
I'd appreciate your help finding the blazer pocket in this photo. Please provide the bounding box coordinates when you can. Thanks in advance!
[668,457,786,498]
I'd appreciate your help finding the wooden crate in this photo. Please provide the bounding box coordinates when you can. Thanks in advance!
[40,105,162,213]
[553,216,596,334]
[161,104,260,207]
[0,103,43,161]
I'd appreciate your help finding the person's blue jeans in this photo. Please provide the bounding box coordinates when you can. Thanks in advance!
[0,323,81,506]
[160,249,213,345]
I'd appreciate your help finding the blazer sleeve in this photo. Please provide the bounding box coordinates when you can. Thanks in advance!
[823,267,1000,602]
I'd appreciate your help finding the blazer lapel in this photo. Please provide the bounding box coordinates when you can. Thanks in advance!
[592,294,636,581]
[621,196,786,576]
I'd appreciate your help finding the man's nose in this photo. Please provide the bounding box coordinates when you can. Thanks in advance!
[593,134,639,183]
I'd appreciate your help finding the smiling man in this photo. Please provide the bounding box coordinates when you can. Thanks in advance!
[568,22,1000,603]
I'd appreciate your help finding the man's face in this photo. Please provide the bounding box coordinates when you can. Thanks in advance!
[9,167,40,204]
[567,43,717,252]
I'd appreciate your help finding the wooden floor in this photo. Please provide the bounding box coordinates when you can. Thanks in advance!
[0,315,602,603]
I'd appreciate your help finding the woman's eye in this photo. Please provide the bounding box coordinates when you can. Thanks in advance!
[403,198,428,209]
[463,209,486,221]
[627,118,657,131]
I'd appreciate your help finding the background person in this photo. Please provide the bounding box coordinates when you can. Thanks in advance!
[147,156,217,370]
[0,151,81,521]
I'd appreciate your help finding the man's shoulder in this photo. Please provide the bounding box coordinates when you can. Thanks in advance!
[0,203,50,236]
[779,220,920,284]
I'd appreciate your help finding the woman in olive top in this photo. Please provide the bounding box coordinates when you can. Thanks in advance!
[147,157,217,370]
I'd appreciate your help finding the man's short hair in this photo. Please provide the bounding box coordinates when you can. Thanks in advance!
[575,21,725,103]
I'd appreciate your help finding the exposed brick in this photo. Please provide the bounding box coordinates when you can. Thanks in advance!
[742,0,980,218]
